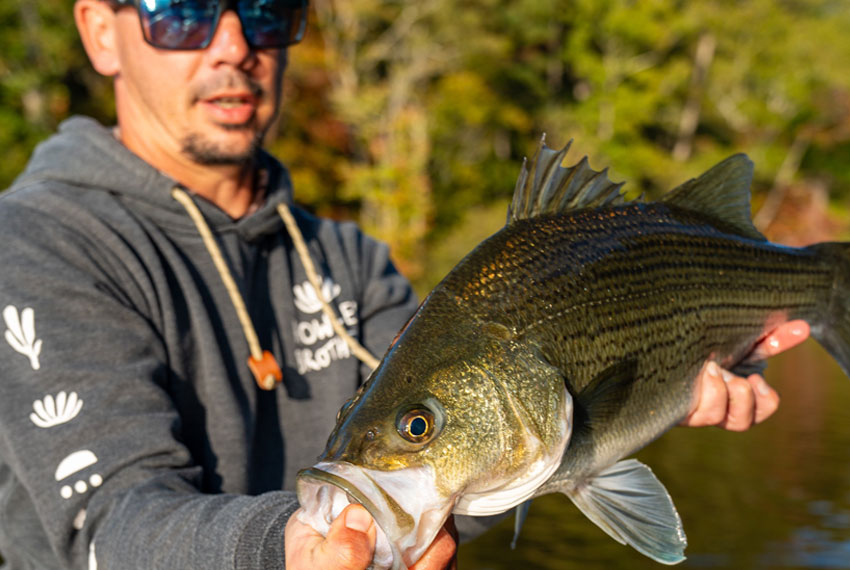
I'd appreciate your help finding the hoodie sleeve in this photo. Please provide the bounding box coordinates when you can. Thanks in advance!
[0,190,300,570]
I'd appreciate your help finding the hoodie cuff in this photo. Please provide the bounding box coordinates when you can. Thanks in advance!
[233,493,300,570]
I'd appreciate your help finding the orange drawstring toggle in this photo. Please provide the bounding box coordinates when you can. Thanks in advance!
[248,351,283,391]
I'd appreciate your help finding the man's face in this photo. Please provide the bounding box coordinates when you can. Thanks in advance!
[111,7,286,167]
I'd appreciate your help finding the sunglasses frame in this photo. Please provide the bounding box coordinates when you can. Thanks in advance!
[107,0,308,51]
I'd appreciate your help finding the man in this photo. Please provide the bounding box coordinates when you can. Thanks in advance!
[0,1,809,569]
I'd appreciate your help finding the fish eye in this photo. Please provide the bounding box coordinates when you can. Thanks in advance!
[396,408,436,443]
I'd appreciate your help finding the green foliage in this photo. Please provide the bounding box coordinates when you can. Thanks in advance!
[5,0,850,291]
[283,0,850,292]
[0,0,113,185]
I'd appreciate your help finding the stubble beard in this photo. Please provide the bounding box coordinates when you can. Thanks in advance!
[180,126,266,166]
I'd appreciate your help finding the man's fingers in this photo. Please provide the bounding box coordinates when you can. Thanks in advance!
[748,374,781,425]
[321,504,377,570]
[284,505,376,570]
[410,517,457,570]
[749,320,810,360]
[714,319,801,429]
[682,361,728,427]
[284,510,326,569]
[683,361,782,430]
[717,368,756,431]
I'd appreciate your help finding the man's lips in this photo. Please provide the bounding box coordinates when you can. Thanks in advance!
[199,92,259,124]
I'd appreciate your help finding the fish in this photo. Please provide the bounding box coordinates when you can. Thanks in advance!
[295,138,850,569]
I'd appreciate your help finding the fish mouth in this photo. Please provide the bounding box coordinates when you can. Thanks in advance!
[296,461,453,570]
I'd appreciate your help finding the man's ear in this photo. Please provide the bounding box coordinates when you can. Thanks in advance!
[74,0,121,76]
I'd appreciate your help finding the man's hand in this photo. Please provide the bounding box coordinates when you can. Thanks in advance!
[285,504,376,570]
[412,516,458,570]
[682,320,810,431]
[285,504,457,570]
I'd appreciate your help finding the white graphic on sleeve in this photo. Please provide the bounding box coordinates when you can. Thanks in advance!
[4,305,42,370]
[55,450,103,499]
[293,278,341,313]
[73,509,87,530]
[30,391,83,428]
[291,280,360,374]
[88,541,97,570]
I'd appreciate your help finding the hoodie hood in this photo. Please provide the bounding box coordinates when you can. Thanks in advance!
[13,115,295,242]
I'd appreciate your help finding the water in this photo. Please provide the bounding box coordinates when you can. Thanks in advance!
[458,340,850,569]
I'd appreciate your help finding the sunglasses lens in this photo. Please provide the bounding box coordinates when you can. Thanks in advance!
[140,0,219,50]
[137,0,308,50]
[238,0,308,48]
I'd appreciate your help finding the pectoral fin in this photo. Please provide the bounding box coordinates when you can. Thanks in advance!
[565,459,687,565]
[571,359,639,439]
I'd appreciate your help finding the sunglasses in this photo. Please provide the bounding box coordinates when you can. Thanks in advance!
[109,0,308,51]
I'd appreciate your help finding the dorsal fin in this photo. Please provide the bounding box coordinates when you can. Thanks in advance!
[660,154,766,241]
[507,136,628,224]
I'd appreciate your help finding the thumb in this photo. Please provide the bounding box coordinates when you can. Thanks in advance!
[318,504,377,570]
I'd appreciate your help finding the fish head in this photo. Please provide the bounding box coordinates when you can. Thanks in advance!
[296,319,573,569]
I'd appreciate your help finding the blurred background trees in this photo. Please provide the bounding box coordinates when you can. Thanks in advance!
[3,0,850,294]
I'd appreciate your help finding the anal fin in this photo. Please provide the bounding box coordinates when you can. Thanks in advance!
[564,459,687,565]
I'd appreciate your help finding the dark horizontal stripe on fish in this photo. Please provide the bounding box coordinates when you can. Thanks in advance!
[519,281,817,337]
[561,317,804,373]
[560,242,823,282]
[558,300,815,340]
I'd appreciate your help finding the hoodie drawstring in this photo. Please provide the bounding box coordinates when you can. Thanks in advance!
[275,202,380,371]
[171,187,379,391]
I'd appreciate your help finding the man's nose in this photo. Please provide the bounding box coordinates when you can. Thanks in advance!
[205,10,252,65]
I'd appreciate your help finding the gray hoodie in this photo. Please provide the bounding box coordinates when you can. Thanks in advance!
[0,116,419,569]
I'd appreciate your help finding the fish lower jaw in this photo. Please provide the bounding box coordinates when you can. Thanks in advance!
[296,461,452,570]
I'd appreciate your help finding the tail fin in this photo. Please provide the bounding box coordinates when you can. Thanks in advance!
[808,242,850,378]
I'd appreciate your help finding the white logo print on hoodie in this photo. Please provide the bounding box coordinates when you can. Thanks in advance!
[4,305,42,370]
[291,280,359,374]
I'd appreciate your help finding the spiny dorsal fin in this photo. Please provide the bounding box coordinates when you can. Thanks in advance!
[507,136,628,224]
[660,154,766,241]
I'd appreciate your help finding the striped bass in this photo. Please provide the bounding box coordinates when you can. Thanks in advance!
[296,139,850,568]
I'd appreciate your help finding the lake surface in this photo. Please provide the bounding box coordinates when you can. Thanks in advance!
[458,340,850,569]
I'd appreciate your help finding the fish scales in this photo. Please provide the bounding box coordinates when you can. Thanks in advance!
[296,141,850,569]
[436,200,832,484]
